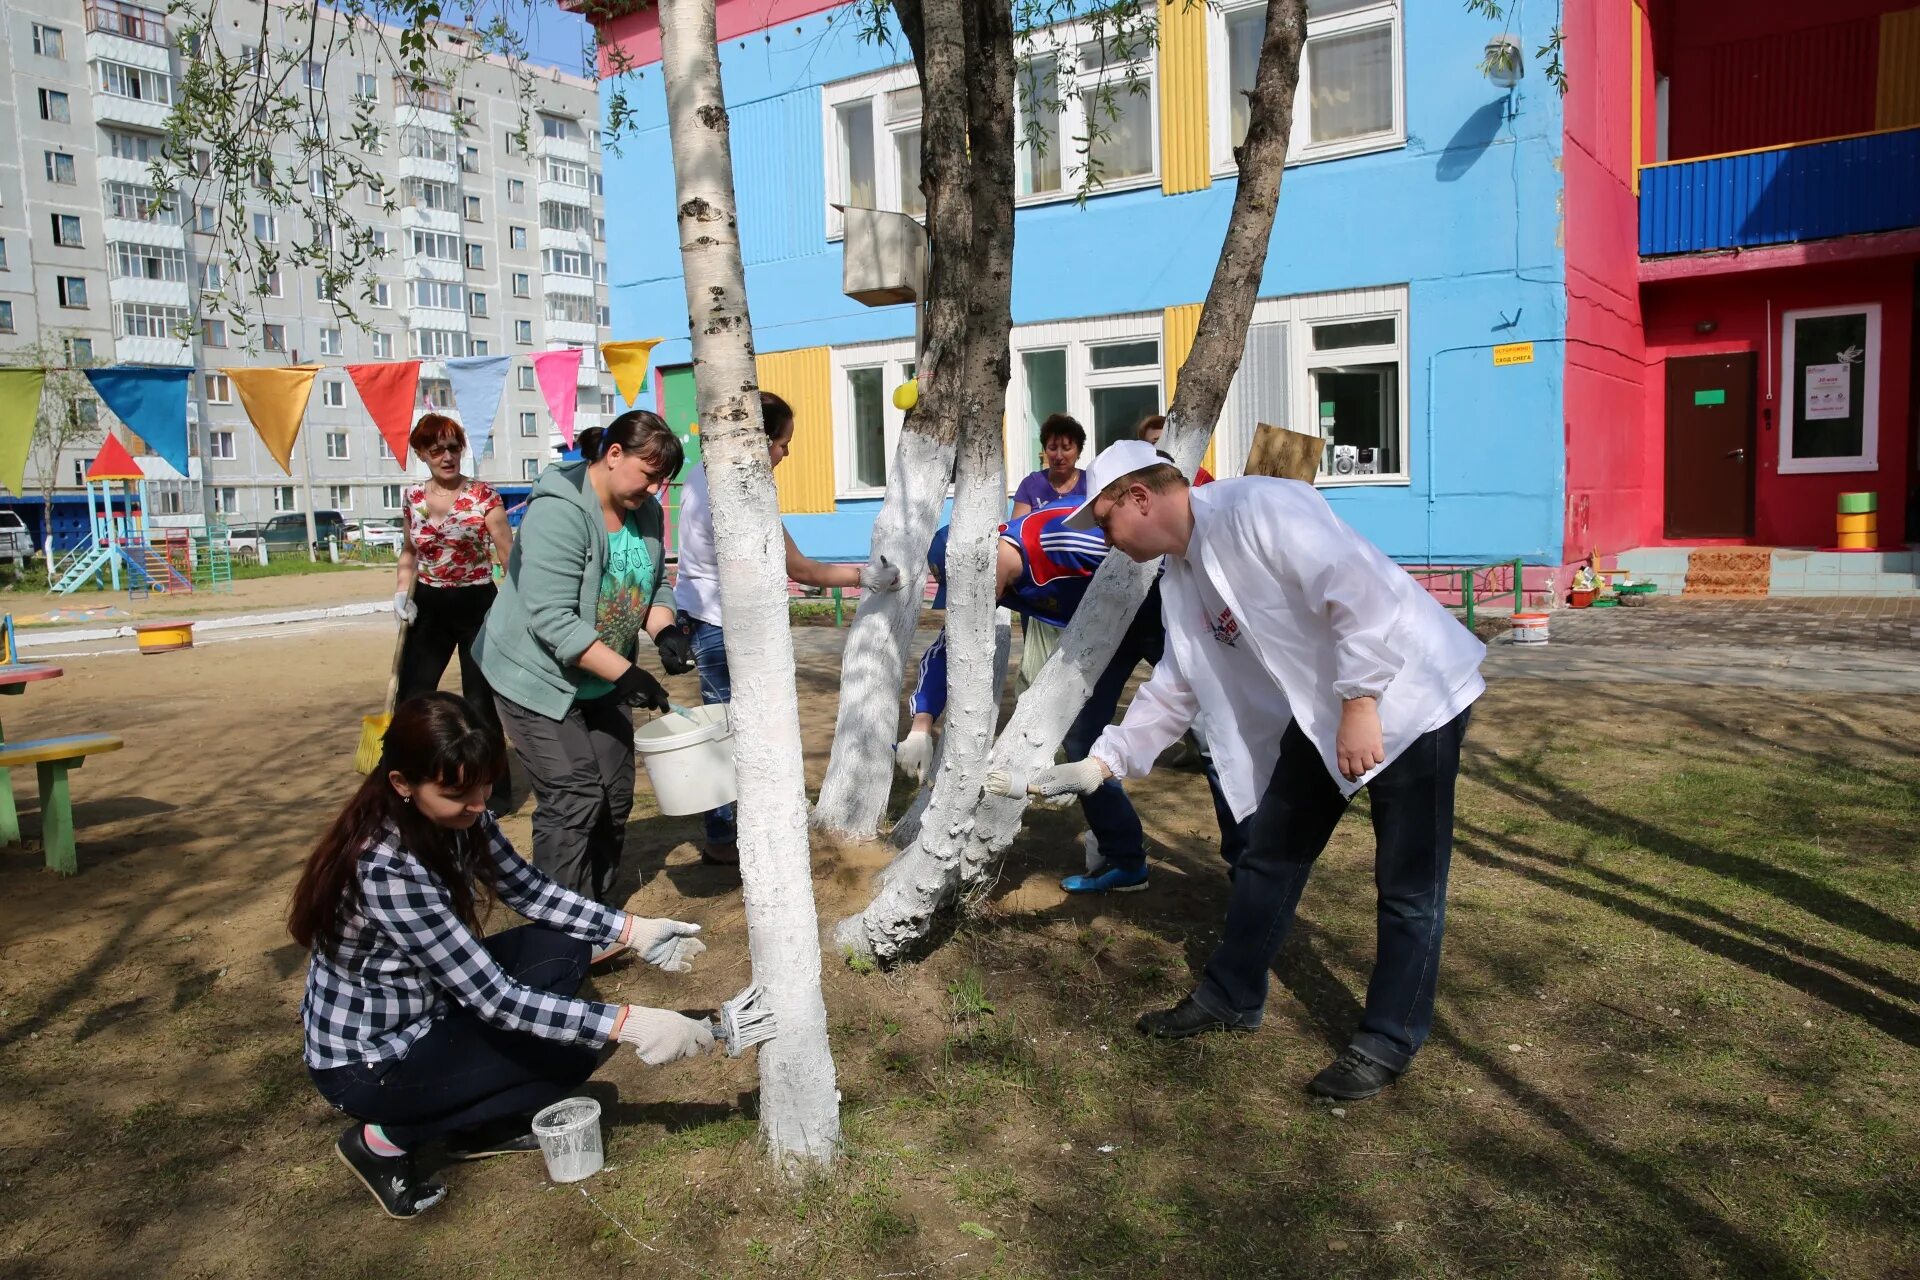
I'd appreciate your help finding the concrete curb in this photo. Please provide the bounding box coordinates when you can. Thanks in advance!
[17,600,390,649]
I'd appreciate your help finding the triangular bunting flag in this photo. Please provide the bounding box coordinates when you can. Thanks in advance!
[83,367,193,477]
[445,356,510,462]
[347,361,423,467]
[601,339,661,408]
[531,348,585,447]
[86,433,144,481]
[227,365,320,475]
[0,370,46,497]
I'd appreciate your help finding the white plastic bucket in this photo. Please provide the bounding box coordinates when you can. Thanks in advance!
[634,703,738,816]
[531,1096,604,1183]
[1510,613,1551,645]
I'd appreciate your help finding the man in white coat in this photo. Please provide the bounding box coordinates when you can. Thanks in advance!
[991,441,1485,1100]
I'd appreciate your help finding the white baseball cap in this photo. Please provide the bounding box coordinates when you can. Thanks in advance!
[1062,439,1168,530]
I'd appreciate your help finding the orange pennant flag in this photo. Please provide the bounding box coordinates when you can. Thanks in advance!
[347,361,423,467]
[226,365,320,475]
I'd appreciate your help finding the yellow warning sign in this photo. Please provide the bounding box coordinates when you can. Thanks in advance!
[1493,342,1535,366]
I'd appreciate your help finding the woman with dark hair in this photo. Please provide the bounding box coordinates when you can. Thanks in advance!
[294,693,717,1220]
[665,390,900,865]
[1009,412,1088,519]
[473,410,685,899]
[393,413,513,812]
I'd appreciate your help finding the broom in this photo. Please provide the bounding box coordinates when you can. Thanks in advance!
[355,588,412,774]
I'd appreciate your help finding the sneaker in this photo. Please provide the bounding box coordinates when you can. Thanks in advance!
[445,1130,542,1161]
[1135,996,1254,1040]
[335,1125,448,1220]
[1061,861,1149,894]
[1308,1048,1401,1101]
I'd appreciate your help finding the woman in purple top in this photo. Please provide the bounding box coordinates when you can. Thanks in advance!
[1010,413,1088,518]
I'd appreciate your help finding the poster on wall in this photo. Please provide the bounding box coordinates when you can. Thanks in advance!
[1804,363,1851,421]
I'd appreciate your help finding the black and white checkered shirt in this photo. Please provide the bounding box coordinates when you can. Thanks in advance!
[301,813,627,1071]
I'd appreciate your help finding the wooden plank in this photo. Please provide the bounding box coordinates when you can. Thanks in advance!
[0,735,124,769]
[1242,423,1324,482]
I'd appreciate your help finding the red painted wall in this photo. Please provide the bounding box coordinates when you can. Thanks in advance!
[1642,259,1916,547]
[594,0,847,74]
[1562,0,1656,560]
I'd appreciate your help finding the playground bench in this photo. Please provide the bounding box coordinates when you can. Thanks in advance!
[0,734,125,875]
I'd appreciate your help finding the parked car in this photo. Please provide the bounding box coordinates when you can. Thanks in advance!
[0,511,32,567]
[343,520,404,551]
[227,511,348,555]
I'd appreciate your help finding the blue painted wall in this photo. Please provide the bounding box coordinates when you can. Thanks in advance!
[603,0,1569,564]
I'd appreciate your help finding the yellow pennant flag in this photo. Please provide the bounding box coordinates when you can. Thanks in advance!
[0,369,46,498]
[602,339,662,408]
[227,365,320,475]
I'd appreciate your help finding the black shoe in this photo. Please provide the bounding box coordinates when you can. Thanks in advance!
[1135,996,1254,1041]
[1308,1048,1401,1100]
[445,1130,541,1161]
[335,1125,449,1219]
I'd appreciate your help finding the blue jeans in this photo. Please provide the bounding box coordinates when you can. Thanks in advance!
[689,619,736,844]
[1192,708,1471,1073]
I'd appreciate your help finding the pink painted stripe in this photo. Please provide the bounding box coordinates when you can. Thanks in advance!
[595,0,848,74]
[1638,228,1920,283]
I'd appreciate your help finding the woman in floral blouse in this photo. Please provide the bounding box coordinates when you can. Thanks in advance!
[395,413,514,811]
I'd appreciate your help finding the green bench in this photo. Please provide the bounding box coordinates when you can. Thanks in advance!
[0,734,125,874]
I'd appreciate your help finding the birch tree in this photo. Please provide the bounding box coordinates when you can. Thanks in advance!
[842,0,1309,964]
[657,0,840,1168]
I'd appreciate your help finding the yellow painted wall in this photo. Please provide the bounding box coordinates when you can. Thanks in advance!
[1877,8,1920,129]
[1158,0,1212,195]
[755,346,836,514]
[1161,302,1216,475]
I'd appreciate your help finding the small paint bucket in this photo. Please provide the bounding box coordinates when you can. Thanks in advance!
[133,621,195,654]
[531,1096,604,1184]
[1510,613,1550,645]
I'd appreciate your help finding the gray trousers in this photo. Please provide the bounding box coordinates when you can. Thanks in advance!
[494,692,635,901]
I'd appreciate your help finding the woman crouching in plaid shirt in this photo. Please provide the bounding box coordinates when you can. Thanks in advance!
[291,692,719,1219]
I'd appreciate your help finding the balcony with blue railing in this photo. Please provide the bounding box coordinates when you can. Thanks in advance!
[1639,127,1920,257]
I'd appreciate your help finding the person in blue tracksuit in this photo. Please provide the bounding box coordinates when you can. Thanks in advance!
[895,499,1243,893]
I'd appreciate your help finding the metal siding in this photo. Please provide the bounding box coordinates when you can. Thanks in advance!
[1161,303,1212,471]
[1880,8,1920,129]
[757,346,837,514]
[1157,0,1211,196]
[1669,19,1879,159]
[1640,127,1920,254]
[732,92,828,268]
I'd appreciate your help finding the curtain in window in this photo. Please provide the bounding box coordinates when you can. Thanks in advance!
[1307,25,1393,143]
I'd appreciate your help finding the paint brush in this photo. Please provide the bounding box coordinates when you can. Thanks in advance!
[711,983,778,1058]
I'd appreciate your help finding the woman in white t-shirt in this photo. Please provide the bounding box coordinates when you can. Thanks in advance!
[670,391,901,864]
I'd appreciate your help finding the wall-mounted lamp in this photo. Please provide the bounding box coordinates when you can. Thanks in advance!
[1695,320,1718,335]
[1484,35,1524,89]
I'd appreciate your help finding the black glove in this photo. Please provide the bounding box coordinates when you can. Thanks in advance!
[654,622,696,675]
[613,664,671,712]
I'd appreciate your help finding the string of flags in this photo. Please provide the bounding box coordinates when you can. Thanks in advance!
[0,338,664,497]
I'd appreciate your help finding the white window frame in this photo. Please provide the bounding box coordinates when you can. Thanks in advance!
[209,430,236,460]
[1015,20,1162,207]
[212,486,237,514]
[204,373,231,405]
[381,484,404,510]
[1006,310,1164,486]
[329,484,354,511]
[272,486,297,512]
[320,327,343,356]
[370,331,393,358]
[325,428,349,458]
[519,411,539,437]
[323,383,346,410]
[1208,0,1404,176]
[522,458,542,480]
[821,64,922,241]
[830,338,917,498]
[1778,303,1881,476]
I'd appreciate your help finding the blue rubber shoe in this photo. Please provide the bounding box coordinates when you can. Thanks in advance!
[1061,862,1149,894]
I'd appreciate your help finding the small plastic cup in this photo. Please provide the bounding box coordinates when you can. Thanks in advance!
[531,1097,604,1184]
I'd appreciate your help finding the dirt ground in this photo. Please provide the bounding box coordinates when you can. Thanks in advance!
[0,619,1915,1278]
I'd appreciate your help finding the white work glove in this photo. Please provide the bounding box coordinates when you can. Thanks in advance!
[616,1005,716,1066]
[894,728,934,783]
[393,591,417,626]
[985,758,1108,809]
[859,556,904,594]
[624,917,706,973]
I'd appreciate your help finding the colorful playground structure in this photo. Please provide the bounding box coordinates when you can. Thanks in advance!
[46,436,230,597]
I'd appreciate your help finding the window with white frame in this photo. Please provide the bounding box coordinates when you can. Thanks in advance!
[1017,24,1158,200]
[517,365,536,391]
[370,331,394,359]
[471,338,490,356]
[522,458,541,480]
[519,411,538,437]
[1008,312,1163,476]
[1779,304,1881,474]
[252,211,278,243]
[830,340,917,496]
[329,485,354,511]
[204,373,231,404]
[322,382,346,409]
[320,327,343,356]
[381,484,403,509]
[1209,0,1403,173]
[272,486,296,512]
[821,66,923,238]
[212,486,237,514]
[210,430,236,459]
[325,429,349,458]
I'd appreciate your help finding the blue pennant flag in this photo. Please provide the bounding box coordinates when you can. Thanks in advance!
[444,355,510,463]
[83,366,193,476]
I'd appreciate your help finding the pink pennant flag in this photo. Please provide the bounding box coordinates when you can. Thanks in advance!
[530,348,585,446]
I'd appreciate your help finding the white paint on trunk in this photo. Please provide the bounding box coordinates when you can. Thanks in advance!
[812,429,955,842]
[659,0,839,1168]
[888,608,1010,851]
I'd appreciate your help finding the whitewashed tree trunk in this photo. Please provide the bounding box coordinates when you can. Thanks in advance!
[888,610,1010,851]
[845,0,1309,962]
[658,0,839,1168]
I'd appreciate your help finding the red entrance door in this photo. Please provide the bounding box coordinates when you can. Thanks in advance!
[1664,354,1756,539]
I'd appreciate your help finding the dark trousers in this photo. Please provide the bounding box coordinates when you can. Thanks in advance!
[1065,584,1240,871]
[1193,709,1472,1072]
[494,692,635,901]
[688,619,736,845]
[309,926,600,1149]
[400,582,508,808]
